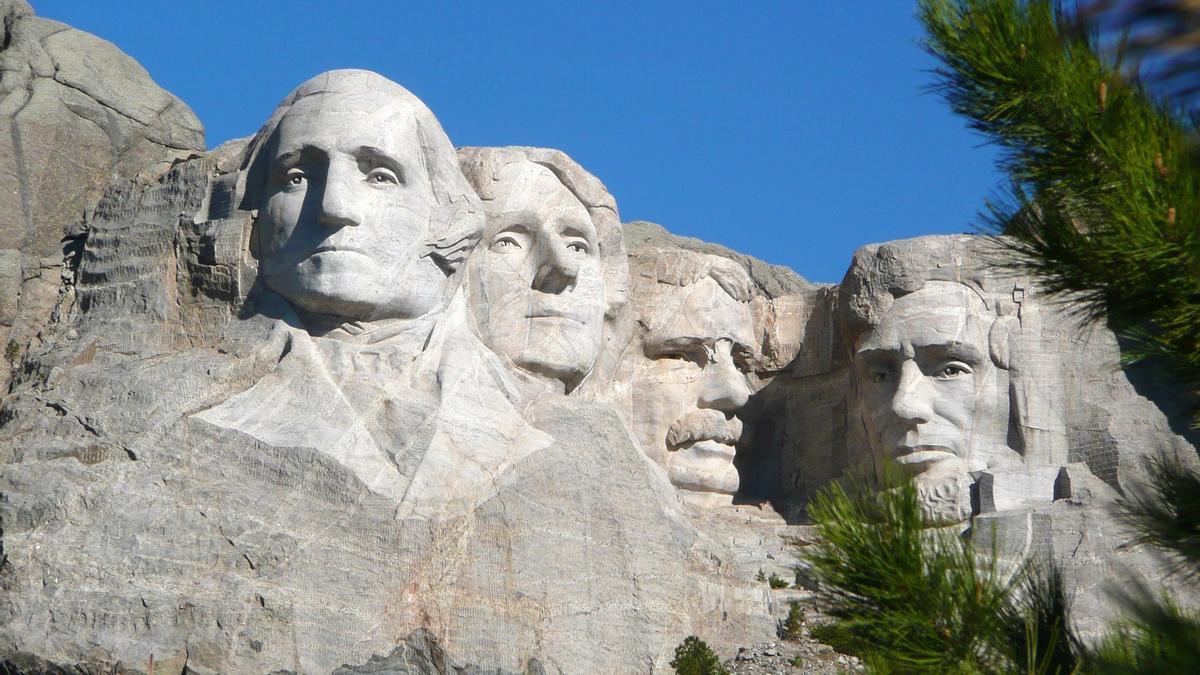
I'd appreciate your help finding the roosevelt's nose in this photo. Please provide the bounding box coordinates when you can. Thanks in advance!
[531,239,580,294]
[318,165,361,229]
[891,359,933,425]
[698,340,751,413]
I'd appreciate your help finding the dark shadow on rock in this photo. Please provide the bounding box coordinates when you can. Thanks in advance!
[332,629,549,675]
[1115,335,1200,450]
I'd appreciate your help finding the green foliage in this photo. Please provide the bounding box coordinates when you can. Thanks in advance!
[4,340,18,364]
[669,636,728,675]
[789,653,805,667]
[920,0,1200,423]
[1081,1,1200,113]
[997,565,1080,675]
[755,569,767,583]
[807,3,1200,672]
[1114,455,1200,579]
[1082,458,1200,673]
[1088,591,1200,673]
[802,467,1079,673]
[768,573,789,589]
[780,602,804,641]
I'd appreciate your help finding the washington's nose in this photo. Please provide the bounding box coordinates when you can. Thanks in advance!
[891,359,933,425]
[698,341,751,412]
[318,169,361,229]
[531,240,580,294]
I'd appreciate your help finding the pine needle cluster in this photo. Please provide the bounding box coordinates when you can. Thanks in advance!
[803,468,1077,673]
[1085,455,1200,671]
[800,2,1200,672]
[919,0,1200,420]
[669,636,728,675]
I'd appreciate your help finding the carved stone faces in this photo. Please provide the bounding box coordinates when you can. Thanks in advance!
[249,71,478,323]
[626,256,757,500]
[854,281,1016,480]
[467,160,607,389]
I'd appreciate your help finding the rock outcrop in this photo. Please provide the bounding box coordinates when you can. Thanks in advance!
[0,6,1195,674]
[0,0,204,389]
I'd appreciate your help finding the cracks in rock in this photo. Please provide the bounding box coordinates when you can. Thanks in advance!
[7,74,34,244]
[196,509,257,572]
[41,399,99,437]
[1,10,20,52]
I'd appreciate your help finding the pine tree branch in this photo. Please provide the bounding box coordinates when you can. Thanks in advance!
[919,0,1200,424]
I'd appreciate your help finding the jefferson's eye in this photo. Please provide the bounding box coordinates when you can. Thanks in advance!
[285,169,306,186]
[366,167,399,185]
[933,363,972,379]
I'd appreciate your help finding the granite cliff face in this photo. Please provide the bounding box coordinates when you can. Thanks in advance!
[0,5,1196,674]
[0,0,204,393]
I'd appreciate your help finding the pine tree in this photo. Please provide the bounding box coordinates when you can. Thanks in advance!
[919,0,1200,421]
[669,636,728,675]
[802,467,1077,673]
[801,4,1200,672]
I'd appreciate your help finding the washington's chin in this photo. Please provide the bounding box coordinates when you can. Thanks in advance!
[270,281,439,322]
[667,440,740,495]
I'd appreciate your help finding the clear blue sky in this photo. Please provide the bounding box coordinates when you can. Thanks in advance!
[36,1,1003,284]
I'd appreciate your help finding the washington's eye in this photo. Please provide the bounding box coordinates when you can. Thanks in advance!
[285,169,306,186]
[491,236,522,251]
[933,362,972,379]
[366,167,399,185]
[566,241,590,255]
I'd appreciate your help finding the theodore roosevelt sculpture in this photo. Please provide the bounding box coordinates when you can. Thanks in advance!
[458,146,628,396]
[613,249,758,505]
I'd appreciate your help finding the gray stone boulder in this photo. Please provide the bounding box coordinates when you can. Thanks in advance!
[0,0,204,388]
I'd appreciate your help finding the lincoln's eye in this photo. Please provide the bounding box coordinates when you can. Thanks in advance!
[366,167,399,185]
[870,370,890,384]
[933,362,972,379]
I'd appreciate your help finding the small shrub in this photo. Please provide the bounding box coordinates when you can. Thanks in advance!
[669,635,728,675]
[789,653,804,667]
[779,602,804,640]
[4,340,19,364]
[755,569,767,583]
[768,573,788,589]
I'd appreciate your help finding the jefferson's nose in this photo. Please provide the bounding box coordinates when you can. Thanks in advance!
[698,340,751,412]
[531,240,580,294]
[891,359,933,425]
[319,165,361,229]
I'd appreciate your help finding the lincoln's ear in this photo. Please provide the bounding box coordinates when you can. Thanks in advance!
[989,314,1019,370]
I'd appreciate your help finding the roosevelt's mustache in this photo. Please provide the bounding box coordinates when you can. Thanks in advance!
[666,410,743,449]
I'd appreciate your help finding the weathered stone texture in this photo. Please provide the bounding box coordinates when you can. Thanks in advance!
[0,9,1196,675]
[0,0,204,389]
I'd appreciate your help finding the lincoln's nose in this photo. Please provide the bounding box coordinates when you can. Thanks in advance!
[891,359,933,425]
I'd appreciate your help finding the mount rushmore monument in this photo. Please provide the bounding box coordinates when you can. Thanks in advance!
[0,2,1196,672]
